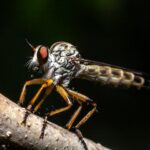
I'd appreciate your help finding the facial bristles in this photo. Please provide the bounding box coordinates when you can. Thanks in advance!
[25,39,35,52]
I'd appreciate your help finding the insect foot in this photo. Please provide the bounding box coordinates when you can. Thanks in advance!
[71,127,88,150]
[40,114,48,139]
[21,105,32,125]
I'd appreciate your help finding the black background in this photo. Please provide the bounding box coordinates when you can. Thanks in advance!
[0,1,150,150]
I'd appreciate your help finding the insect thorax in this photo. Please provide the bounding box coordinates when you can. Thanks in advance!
[41,42,81,87]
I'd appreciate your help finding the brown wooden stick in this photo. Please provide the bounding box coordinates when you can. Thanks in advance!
[0,93,110,150]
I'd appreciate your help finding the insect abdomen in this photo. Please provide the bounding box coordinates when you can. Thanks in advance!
[77,65,146,89]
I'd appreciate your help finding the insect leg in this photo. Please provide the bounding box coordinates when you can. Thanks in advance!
[33,82,56,139]
[39,85,73,139]
[40,85,73,139]
[66,89,97,129]
[26,79,53,111]
[66,104,82,130]
[65,89,97,150]
[46,85,72,117]
[75,103,97,129]
[21,79,53,125]
[33,84,55,113]
[18,78,45,105]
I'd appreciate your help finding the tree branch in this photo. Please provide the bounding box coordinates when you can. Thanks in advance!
[0,93,110,150]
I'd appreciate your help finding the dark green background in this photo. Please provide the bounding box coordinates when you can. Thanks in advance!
[0,1,150,150]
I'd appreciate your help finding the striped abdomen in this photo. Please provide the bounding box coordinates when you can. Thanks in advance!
[77,64,147,89]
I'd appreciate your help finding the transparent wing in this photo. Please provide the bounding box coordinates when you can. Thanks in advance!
[78,58,150,78]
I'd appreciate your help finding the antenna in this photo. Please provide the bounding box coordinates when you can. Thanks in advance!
[25,39,35,51]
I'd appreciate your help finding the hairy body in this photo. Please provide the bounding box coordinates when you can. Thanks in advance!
[27,41,147,89]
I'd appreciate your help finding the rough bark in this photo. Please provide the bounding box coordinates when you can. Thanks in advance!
[0,93,110,150]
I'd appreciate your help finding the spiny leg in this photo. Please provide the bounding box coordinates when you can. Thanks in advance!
[74,103,96,150]
[33,80,58,138]
[40,115,48,139]
[32,85,55,139]
[22,79,53,125]
[40,85,73,138]
[18,78,45,105]
[66,88,97,150]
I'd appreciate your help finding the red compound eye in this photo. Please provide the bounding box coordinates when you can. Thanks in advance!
[38,46,48,64]
[40,46,48,59]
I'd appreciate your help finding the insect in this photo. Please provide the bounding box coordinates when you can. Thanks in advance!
[18,41,150,149]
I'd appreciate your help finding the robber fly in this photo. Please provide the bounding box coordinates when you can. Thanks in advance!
[18,41,150,149]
